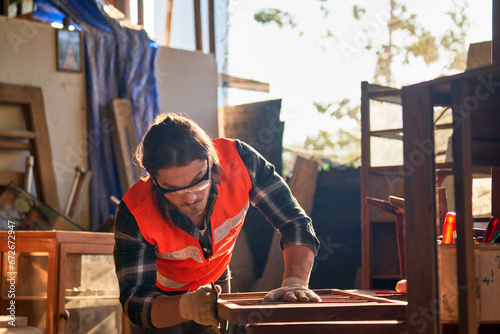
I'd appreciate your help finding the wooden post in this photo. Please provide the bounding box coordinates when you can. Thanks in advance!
[451,81,478,334]
[402,84,440,334]
[194,0,203,51]
[360,81,371,289]
[208,0,215,54]
[164,0,173,46]
[137,0,144,26]
[492,0,500,218]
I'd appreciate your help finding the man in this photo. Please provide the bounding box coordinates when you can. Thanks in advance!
[114,113,321,333]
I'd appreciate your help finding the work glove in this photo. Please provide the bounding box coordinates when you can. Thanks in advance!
[178,284,221,327]
[263,277,322,303]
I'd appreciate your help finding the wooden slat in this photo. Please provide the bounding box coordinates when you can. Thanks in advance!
[194,0,202,51]
[218,73,270,92]
[451,80,478,334]
[0,171,24,187]
[402,84,440,334]
[0,141,31,150]
[0,129,36,139]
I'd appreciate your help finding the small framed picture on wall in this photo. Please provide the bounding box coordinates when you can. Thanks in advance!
[56,29,83,72]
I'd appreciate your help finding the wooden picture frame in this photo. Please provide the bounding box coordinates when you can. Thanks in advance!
[0,182,83,231]
[56,28,83,72]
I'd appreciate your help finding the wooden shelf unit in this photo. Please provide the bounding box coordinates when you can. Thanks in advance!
[0,231,128,334]
[360,82,406,290]
[402,64,500,334]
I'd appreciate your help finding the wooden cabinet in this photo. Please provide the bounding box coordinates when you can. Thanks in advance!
[0,231,127,333]
[402,64,500,334]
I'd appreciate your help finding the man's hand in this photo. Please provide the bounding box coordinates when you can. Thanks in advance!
[178,284,221,327]
[263,277,322,302]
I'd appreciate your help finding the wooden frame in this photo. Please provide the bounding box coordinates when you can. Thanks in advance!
[218,289,407,331]
[56,29,83,73]
[0,83,60,209]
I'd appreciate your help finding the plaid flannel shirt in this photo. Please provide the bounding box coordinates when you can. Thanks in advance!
[113,139,320,328]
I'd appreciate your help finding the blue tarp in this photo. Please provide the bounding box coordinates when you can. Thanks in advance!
[34,0,159,229]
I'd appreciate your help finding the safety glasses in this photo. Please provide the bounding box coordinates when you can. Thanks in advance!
[153,159,210,197]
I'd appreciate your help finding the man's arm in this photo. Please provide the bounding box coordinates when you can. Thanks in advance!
[234,140,321,302]
[283,245,315,282]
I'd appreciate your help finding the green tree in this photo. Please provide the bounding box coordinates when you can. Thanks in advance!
[253,0,469,165]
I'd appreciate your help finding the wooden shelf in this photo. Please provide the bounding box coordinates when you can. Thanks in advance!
[402,64,500,334]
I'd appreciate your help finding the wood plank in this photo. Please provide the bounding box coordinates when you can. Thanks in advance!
[0,141,31,150]
[218,73,270,92]
[402,84,440,334]
[0,129,36,139]
[0,171,24,187]
[466,41,492,70]
[194,0,202,51]
[111,99,140,194]
[451,81,478,334]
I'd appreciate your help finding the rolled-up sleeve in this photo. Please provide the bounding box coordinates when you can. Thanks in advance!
[114,202,162,329]
[235,140,320,254]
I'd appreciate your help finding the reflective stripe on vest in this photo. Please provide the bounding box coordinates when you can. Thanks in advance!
[155,245,204,263]
[157,272,188,290]
[214,202,249,244]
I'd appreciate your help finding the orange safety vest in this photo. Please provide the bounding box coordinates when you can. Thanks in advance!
[123,138,252,292]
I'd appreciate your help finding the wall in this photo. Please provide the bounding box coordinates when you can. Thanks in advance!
[0,16,89,227]
[0,16,219,229]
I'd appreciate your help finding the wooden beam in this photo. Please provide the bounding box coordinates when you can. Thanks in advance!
[194,0,202,51]
[402,84,440,334]
[218,73,270,92]
[451,80,478,334]
[360,81,371,290]
[493,0,500,64]
[164,0,173,46]
[492,0,500,219]
[208,0,215,54]
[137,0,144,26]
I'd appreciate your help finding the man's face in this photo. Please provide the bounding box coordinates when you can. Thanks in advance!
[154,158,211,219]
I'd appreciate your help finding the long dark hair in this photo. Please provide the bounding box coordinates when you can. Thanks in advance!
[135,113,220,179]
